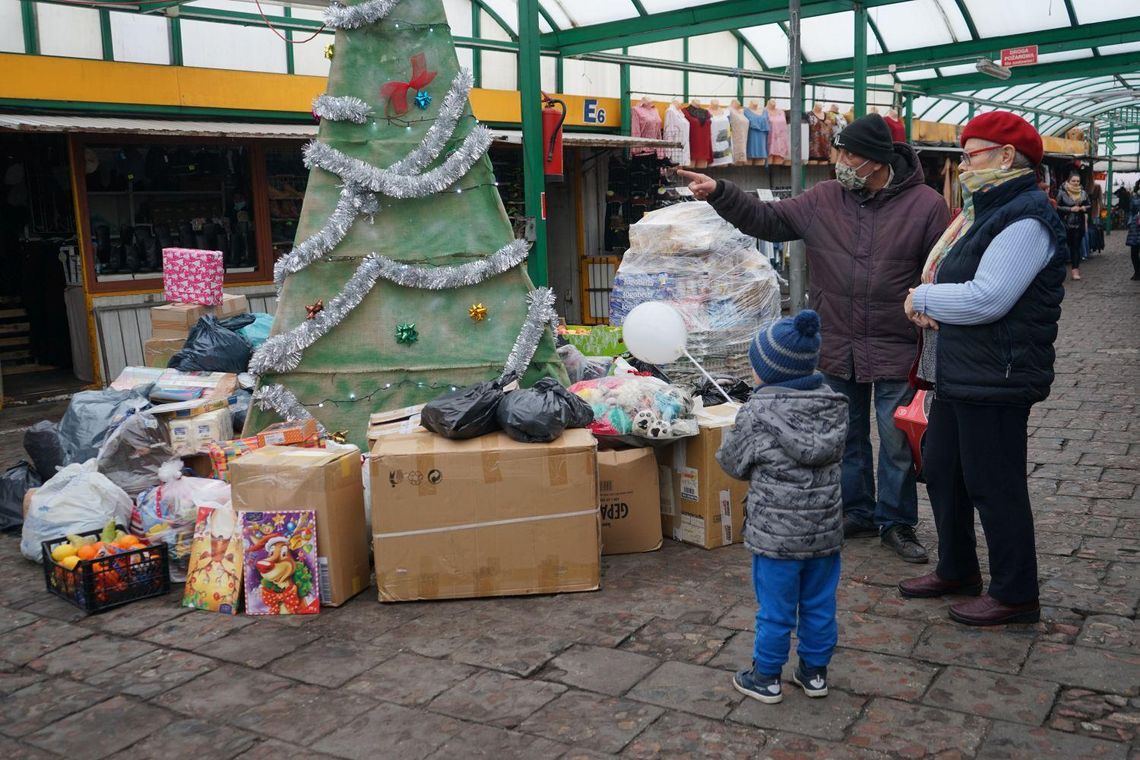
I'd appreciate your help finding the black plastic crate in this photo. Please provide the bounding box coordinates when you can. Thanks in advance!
[41,526,171,614]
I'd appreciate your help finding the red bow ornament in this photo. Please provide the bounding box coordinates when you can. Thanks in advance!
[380,53,437,116]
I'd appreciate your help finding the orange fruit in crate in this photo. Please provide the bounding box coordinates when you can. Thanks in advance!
[114,535,141,550]
[76,544,98,561]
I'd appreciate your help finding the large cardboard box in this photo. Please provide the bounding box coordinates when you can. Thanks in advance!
[370,429,600,602]
[151,303,207,340]
[658,404,747,549]
[214,293,249,319]
[231,446,370,607]
[144,337,184,368]
[598,449,663,555]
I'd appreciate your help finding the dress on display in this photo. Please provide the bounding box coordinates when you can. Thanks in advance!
[744,108,769,159]
[885,115,906,143]
[729,109,750,164]
[663,105,691,166]
[684,105,714,165]
[808,110,832,160]
[631,101,664,158]
[767,108,790,160]
[710,111,732,166]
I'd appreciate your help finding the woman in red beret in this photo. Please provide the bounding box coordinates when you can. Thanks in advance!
[899,112,1069,626]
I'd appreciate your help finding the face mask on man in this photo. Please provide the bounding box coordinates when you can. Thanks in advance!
[835,159,872,191]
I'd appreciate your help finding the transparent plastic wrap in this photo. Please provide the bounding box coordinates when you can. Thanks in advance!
[20,461,134,561]
[59,386,153,466]
[569,375,699,442]
[95,412,179,497]
[610,202,782,388]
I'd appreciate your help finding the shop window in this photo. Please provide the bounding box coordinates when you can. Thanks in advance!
[83,141,258,283]
[265,145,309,261]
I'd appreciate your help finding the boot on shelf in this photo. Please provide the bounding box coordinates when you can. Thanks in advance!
[94,224,112,273]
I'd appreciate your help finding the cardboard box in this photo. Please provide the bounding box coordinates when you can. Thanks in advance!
[254,419,320,448]
[144,337,184,368]
[231,446,370,607]
[168,408,233,456]
[151,303,207,340]
[657,404,747,550]
[598,449,663,555]
[214,293,249,319]
[370,428,600,602]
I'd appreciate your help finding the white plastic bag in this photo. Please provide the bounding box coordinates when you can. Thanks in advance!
[20,460,133,561]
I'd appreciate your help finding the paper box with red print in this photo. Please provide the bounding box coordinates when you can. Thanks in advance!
[162,248,224,306]
[241,510,320,615]
[182,505,243,614]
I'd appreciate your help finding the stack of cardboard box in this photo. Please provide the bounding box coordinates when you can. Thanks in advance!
[145,294,250,368]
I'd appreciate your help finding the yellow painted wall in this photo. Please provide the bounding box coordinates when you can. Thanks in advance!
[0,53,623,128]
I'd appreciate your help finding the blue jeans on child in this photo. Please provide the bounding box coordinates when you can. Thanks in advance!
[823,374,918,532]
[752,553,841,676]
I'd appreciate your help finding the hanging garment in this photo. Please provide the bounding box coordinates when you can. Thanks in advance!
[684,106,714,165]
[631,101,664,158]
[767,108,790,160]
[829,111,847,136]
[744,108,770,159]
[884,115,907,143]
[729,108,750,164]
[808,110,832,160]
[663,105,691,166]
[710,111,733,167]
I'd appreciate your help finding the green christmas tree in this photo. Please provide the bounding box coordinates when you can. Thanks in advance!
[246,0,565,448]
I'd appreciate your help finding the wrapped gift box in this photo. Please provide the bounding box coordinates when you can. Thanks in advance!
[163,248,224,306]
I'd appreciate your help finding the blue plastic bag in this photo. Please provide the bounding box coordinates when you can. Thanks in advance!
[237,313,274,348]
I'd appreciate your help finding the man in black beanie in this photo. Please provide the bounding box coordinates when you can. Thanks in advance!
[679,112,950,564]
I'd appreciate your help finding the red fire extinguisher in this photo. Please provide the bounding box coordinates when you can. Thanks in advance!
[541,92,567,182]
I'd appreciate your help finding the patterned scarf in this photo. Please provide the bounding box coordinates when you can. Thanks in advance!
[920,168,1032,284]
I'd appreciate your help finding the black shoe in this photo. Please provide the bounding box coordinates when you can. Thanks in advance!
[881,525,929,564]
[844,515,877,539]
[792,662,828,698]
[732,667,783,704]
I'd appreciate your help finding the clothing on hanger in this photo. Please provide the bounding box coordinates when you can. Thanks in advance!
[729,108,750,164]
[767,108,790,160]
[711,110,732,167]
[884,114,906,142]
[684,105,713,164]
[808,110,832,160]
[631,101,664,158]
[743,108,769,159]
[663,104,691,167]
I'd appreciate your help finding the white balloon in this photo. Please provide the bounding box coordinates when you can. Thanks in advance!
[622,301,688,365]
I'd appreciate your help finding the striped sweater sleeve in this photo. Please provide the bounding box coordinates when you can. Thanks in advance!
[912,218,1055,326]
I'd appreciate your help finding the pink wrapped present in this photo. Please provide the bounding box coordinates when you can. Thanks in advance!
[163,248,224,306]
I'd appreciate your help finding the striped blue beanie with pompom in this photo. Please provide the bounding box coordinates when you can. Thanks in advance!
[749,309,822,385]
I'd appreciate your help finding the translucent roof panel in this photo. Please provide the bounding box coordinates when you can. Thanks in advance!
[938,63,980,77]
[961,0,1070,37]
[1098,42,1140,56]
[929,0,974,42]
[1073,0,1140,24]
[897,68,940,81]
[799,11,883,62]
[868,0,956,52]
[1035,50,1096,64]
[739,25,789,69]
[638,0,724,13]
[539,0,639,28]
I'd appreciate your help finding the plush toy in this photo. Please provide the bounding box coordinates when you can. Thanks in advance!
[569,376,697,441]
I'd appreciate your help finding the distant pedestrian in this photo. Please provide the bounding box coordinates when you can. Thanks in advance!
[1056,172,1089,280]
[717,310,848,704]
[1127,192,1140,281]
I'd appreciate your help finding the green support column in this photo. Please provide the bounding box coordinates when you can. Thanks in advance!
[904,93,913,140]
[736,38,744,103]
[1105,124,1115,233]
[853,2,868,117]
[968,100,975,119]
[555,56,563,93]
[764,79,771,104]
[470,2,481,87]
[283,6,294,75]
[518,0,547,286]
[99,9,113,60]
[620,47,631,137]
[682,38,689,101]
[169,16,183,65]
[20,0,37,55]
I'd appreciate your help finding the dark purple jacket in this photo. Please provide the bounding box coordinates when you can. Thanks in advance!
[708,145,950,382]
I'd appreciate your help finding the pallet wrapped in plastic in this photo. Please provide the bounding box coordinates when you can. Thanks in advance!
[610,202,782,387]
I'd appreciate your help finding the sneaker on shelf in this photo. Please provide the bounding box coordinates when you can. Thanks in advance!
[881,525,929,564]
[844,515,877,539]
[792,663,828,698]
[733,668,783,704]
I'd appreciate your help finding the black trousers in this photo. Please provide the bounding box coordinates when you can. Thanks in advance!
[1131,245,1139,276]
[1065,227,1083,270]
[924,398,1038,604]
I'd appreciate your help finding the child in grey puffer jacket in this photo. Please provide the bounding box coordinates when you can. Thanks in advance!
[716,310,848,705]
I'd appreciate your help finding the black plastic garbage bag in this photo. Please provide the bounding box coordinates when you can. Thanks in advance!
[696,377,753,406]
[420,375,514,440]
[496,377,595,443]
[624,356,671,383]
[168,314,255,373]
[59,386,152,465]
[24,420,66,478]
[0,461,41,532]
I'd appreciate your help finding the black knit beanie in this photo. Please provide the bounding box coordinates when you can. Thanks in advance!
[833,113,895,164]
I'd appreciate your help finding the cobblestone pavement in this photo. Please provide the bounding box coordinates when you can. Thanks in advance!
[1,239,1137,759]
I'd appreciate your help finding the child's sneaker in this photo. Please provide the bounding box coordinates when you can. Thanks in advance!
[792,663,829,698]
[733,668,783,704]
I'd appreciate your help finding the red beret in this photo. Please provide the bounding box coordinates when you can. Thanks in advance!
[960,111,1043,165]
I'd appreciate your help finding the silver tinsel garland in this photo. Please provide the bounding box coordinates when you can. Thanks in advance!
[324,0,400,29]
[273,183,377,287]
[253,253,387,374]
[253,384,328,436]
[312,94,373,123]
[304,124,493,199]
[500,287,557,381]
[388,68,474,175]
[369,239,528,290]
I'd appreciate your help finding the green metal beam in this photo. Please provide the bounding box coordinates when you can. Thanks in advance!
[802,16,1140,79]
[471,1,481,87]
[952,0,979,39]
[682,37,689,101]
[915,52,1140,95]
[283,6,294,76]
[473,0,517,42]
[854,3,868,117]
[734,32,767,71]
[20,0,37,55]
[537,6,559,33]
[542,0,912,57]
[168,16,181,65]
[99,9,114,61]
[620,47,632,137]
[0,97,315,121]
[736,37,745,102]
[904,93,913,139]
[518,0,546,286]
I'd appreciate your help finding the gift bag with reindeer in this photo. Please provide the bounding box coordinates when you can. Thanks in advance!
[182,505,243,614]
[241,510,319,615]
